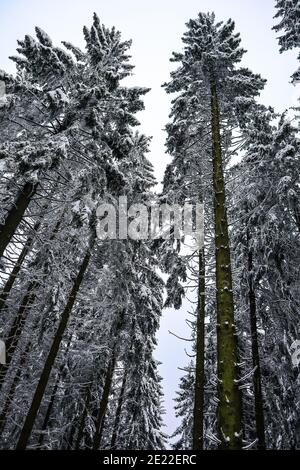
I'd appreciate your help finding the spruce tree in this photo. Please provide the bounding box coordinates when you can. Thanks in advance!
[163,12,265,449]
[273,0,300,83]
[230,105,300,448]
[0,14,165,450]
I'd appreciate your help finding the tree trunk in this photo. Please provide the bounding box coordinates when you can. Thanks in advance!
[0,281,37,391]
[93,352,116,450]
[192,248,205,450]
[37,376,60,448]
[247,232,266,450]
[110,370,127,449]
[0,241,36,316]
[38,333,73,448]
[0,181,37,259]
[74,386,92,450]
[0,341,31,435]
[211,81,243,449]
[0,215,63,388]
[16,241,94,449]
[0,200,49,314]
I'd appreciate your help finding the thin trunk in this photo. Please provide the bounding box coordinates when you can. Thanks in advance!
[192,248,205,450]
[92,310,126,450]
[247,232,266,450]
[37,376,60,448]
[0,341,31,435]
[0,181,37,259]
[0,232,37,314]
[16,240,94,449]
[110,370,127,449]
[74,386,92,450]
[0,281,37,391]
[0,216,63,388]
[211,81,243,449]
[0,200,49,314]
[38,333,73,448]
[92,352,116,450]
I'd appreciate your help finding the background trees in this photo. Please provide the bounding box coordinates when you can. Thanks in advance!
[273,0,300,83]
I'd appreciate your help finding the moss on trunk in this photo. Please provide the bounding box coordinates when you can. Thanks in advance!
[211,81,243,449]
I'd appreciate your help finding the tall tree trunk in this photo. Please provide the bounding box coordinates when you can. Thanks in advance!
[0,199,50,314]
[16,240,94,449]
[0,181,37,259]
[37,375,60,448]
[38,333,73,448]
[0,235,38,315]
[0,341,31,435]
[0,216,63,388]
[192,247,205,450]
[110,370,127,449]
[74,386,92,450]
[211,81,243,449]
[92,309,125,450]
[92,351,116,450]
[0,281,37,391]
[247,232,266,450]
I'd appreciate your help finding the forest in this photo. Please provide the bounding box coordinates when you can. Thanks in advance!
[0,0,299,451]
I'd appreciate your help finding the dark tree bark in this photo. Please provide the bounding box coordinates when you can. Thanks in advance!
[247,231,266,450]
[37,375,60,448]
[92,351,116,450]
[0,199,50,315]
[0,181,37,259]
[16,241,94,449]
[0,216,63,388]
[38,333,73,448]
[110,370,127,449]
[0,231,38,315]
[192,248,205,450]
[74,386,92,450]
[0,281,37,391]
[211,81,243,449]
[0,341,31,435]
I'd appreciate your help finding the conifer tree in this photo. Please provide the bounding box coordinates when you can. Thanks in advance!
[273,0,300,83]
[163,12,265,449]
[171,364,195,450]
[0,14,166,450]
[230,106,300,449]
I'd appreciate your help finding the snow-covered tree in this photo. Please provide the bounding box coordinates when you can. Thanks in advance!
[0,14,165,451]
[163,12,265,449]
[171,364,195,450]
[273,0,300,83]
[230,104,300,449]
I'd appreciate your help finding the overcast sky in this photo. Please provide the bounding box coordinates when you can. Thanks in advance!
[0,0,299,440]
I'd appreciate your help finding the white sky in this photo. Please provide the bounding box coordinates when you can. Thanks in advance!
[1,0,299,441]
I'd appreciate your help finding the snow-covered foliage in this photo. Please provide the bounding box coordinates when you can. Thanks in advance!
[0,14,165,450]
[273,0,300,83]
[0,6,299,452]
